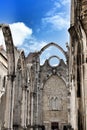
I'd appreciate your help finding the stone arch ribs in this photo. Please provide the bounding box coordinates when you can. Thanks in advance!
[1,24,15,76]
[39,42,68,63]
[0,24,15,130]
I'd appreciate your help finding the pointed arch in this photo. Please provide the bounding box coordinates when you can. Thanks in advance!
[0,24,15,130]
[1,24,15,76]
[39,42,68,60]
[55,97,58,109]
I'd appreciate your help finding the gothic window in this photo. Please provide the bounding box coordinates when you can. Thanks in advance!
[55,97,58,109]
[49,97,54,110]
[49,97,62,110]
[49,97,51,108]
[58,99,62,110]
[50,97,54,110]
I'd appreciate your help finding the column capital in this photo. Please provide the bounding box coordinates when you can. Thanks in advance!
[7,74,16,81]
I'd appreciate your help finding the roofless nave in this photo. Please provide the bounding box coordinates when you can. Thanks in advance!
[0,0,87,130]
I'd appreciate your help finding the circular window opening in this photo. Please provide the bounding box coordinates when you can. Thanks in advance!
[49,57,60,67]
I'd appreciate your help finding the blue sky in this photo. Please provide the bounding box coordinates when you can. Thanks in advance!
[0,0,70,64]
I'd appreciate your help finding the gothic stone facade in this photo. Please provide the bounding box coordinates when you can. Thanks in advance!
[0,0,87,130]
[0,25,69,130]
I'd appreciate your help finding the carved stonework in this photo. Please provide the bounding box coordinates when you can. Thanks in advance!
[0,23,71,130]
[81,0,87,34]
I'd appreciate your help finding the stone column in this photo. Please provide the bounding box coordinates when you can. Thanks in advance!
[4,75,15,130]
[35,56,40,130]
[27,88,30,126]
[25,87,28,127]
[83,63,87,130]
[21,86,27,128]
[70,0,75,25]
[1,25,15,130]
[26,64,32,127]
[70,79,78,130]
[30,92,35,130]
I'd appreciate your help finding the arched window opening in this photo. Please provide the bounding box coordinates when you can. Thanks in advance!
[49,56,60,67]
[50,97,54,110]
[49,97,62,111]
[55,97,58,109]
[40,44,66,65]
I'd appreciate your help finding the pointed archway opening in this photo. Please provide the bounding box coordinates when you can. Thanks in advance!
[39,42,67,65]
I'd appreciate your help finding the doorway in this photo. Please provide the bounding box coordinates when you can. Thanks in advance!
[51,122,59,130]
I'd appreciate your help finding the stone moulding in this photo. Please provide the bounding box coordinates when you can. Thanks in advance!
[81,0,87,34]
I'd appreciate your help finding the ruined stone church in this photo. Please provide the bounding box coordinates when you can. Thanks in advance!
[0,0,87,130]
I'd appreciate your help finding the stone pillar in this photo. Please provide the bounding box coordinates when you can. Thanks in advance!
[4,75,15,130]
[70,80,78,130]
[30,92,35,130]
[1,25,15,130]
[25,87,28,127]
[35,56,40,130]
[39,88,43,126]
[83,63,87,130]
[27,88,30,126]
[70,0,75,25]
[26,64,32,127]
[21,86,27,128]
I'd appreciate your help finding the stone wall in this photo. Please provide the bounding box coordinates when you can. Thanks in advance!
[42,75,68,130]
[0,25,69,130]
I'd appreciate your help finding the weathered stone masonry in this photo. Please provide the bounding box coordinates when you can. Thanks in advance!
[0,0,87,130]
[0,24,69,130]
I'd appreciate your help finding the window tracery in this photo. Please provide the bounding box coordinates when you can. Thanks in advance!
[49,97,62,110]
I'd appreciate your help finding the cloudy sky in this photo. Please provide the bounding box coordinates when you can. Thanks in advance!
[0,0,70,64]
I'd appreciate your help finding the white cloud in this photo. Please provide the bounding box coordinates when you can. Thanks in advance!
[10,22,32,46]
[0,22,32,48]
[42,0,70,30]
[29,39,48,52]
[42,14,69,30]
[54,1,61,8]
[0,22,48,55]
[54,0,70,6]
[18,35,48,55]
[62,0,70,5]
[46,1,61,17]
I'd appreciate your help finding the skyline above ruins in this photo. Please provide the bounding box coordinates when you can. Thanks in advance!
[0,0,70,63]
